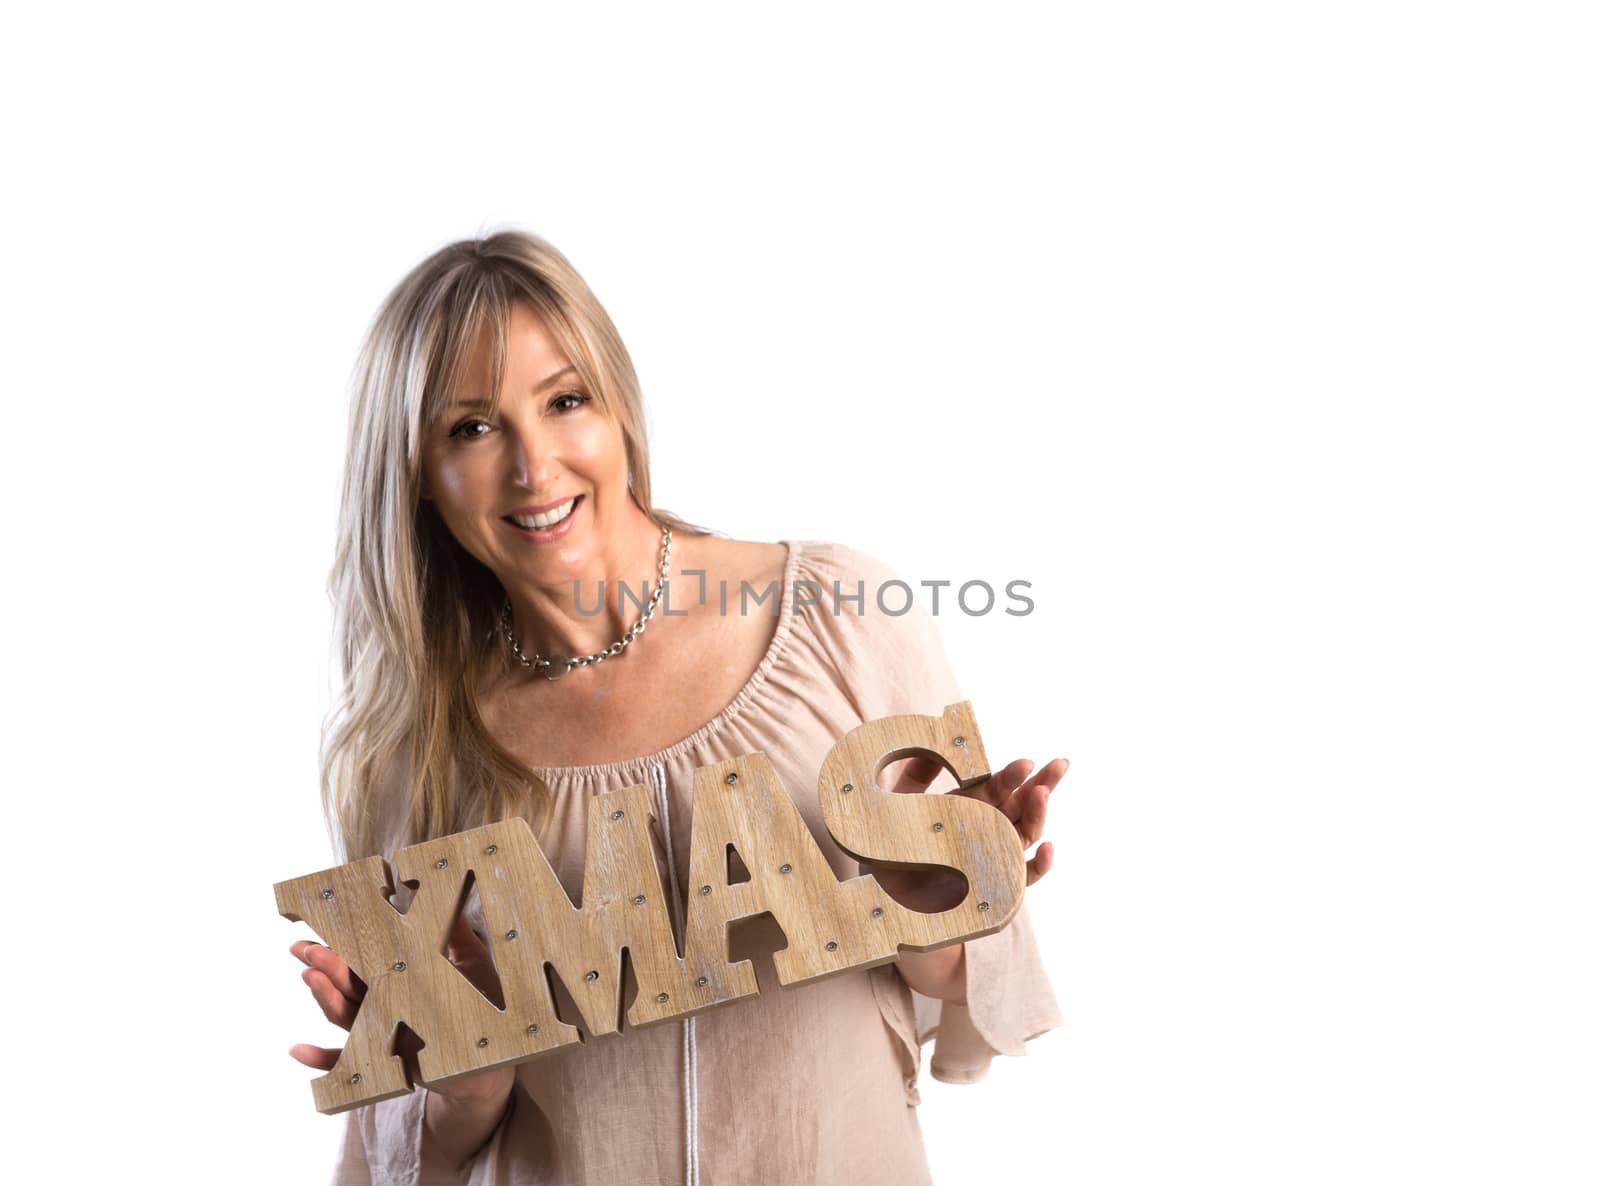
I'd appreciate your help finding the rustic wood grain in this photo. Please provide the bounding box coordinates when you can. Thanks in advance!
[278,701,1024,1114]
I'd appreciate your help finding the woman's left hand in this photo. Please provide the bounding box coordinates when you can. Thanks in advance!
[869,755,1068,912]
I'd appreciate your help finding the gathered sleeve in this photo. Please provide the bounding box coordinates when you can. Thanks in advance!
[331,1084,563,1186]
[792,540,1064,1092]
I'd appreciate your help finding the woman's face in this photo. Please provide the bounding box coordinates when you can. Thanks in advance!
[420,300,631,591]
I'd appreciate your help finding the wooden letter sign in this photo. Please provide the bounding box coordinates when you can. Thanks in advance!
[278,702,1024,1114]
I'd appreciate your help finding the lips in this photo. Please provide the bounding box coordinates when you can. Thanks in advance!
[503,495,582,532]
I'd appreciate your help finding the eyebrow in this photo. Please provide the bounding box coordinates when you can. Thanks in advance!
[450,365,580,410]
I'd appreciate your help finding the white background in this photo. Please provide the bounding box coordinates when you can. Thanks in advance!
[5,3,1596,1183]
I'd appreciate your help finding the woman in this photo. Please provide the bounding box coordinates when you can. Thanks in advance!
[288,229,1067,1185]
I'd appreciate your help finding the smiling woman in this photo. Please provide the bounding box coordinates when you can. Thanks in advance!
[291,229,1065,1186]
[320,233,712,861]
[424,314,622,589]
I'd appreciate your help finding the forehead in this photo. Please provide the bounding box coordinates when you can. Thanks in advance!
[464,299,572,386]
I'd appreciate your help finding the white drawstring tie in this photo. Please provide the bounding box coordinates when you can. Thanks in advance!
[650,762,700,1186]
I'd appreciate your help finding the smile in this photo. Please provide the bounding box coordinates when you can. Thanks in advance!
[503,496,582,536]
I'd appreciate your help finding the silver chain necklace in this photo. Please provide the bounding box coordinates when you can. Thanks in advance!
[499,524,673,681]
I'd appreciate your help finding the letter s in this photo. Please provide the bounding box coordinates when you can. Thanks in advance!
[815,701,1025,947]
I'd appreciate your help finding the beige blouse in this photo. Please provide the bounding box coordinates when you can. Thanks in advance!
[331,540,1062,1186]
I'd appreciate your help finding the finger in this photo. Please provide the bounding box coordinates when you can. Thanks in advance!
[446,911,491,963]
[294,941,361,1003]
[446,915,507,1009]
[885,754,943,795]
[1026,841,1054,887]
[445,914,509,1007]
[1018,757,1069,797]
[1017,781,1050,848]
[288,1043,342,1071]
[302,967,359,1030]
[1000,757,1065,822]
[964,758,1033,809]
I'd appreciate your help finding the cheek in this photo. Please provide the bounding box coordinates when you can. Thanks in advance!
[424,453,496,526]
[569,419,628,479]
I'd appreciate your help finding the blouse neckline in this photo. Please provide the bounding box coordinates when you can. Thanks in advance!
[525,538,804,782]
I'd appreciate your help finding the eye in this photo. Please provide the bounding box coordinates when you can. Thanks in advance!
[448,417,493,440]
[550,391,592,413]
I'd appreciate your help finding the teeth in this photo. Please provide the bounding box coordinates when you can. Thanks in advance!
[511,498,577,530]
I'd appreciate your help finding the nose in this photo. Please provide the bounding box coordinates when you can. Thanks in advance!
[507,417,558,492]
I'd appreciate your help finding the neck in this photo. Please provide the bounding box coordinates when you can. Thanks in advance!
[504,502,671,664]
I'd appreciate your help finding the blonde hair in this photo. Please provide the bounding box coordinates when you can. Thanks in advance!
[321,229,711,862]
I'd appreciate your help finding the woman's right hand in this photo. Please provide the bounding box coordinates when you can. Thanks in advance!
[288,914,517,1110]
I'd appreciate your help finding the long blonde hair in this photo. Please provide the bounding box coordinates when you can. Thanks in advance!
[321,229,710,862]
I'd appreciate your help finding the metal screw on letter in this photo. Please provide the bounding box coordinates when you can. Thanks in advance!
[585,970,599,982]
[435,858,448,869]
[696,976,708,987]
[393,961,407,972]
[527,1024,539,1035]
[871,907,884,918]
[505,929,518,941]
[656,992,669,1003]
[978,901,990,912]
[825,941,838,952]
[477,1037,489,1048]
[725,771,738,785]
[610,810,623,821]
[699,885,711,896]
[779,863,792,874]
[841,783,853,794]
[484,844,498,855]
[320,888,334,900]
[350,1073,361,1085]
[953,735,966,747]
[932,822,944,832]
[632,894,645,906]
